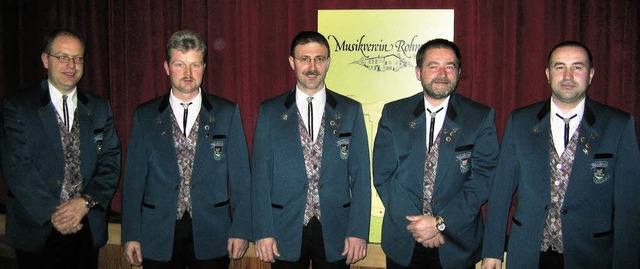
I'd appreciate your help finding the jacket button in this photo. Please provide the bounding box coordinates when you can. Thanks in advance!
[544,204,550,210]
[561,209,568,214]
[175,185,179,190]
[318,183,324,189]
[190,184,195,189]
[303,184,308,190]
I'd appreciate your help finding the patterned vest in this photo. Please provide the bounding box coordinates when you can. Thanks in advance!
[171,111,200,219]
[423,135,441,215]
[298,110,325,226]
[58,111,83,202]
[541,127,579,253]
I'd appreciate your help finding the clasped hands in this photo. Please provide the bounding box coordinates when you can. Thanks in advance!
[255,236,367,265]
[406,215,445,248]
[51,197,89,235]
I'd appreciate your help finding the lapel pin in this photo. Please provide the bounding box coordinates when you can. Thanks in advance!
[282,114,288,121]
[410,122,416,129]
[532,126,540,133]
[209,116,215,122]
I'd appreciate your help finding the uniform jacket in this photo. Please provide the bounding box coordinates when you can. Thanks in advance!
[251,88,371,262]
[121,92,251,261]
[373,92,499,268]
[1,80,121,252]
[482,98,640,268]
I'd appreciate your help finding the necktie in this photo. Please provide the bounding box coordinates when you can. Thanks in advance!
[62,95,70,131]
[427,107,443,152]
[307,97,314,141]
[181,102,192,138]
[555,113,577,148]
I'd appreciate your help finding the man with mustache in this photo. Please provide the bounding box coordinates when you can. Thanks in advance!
[481,41,640,268]
[0,29,120,268]
[121,30,252,269]
[252,31,371,269]
[373,38,499,269]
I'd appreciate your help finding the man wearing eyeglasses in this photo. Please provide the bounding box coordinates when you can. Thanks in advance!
[0,29,121,268]
[252,31,371,269]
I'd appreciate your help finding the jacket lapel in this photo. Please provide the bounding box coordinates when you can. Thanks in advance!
[191,95,218,182]
[433,96,460,192]
[407,95,428,211]
[153,95,182,183]
[37,83,65,165]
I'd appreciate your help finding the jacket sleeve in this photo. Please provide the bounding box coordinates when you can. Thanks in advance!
[121,109,149,243]
[251,105,276,241]
[612,116,640,268]
[439,109,499,237]
[226,105,252,240]
[346,104,371,240]
[81,99,121,209]
[1,98,58,225]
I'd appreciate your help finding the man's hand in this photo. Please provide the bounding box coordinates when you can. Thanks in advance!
[342,237,367,264]
[255,237,280,263]
[421,233,445,248]
[227,238,249,259]
[481,257,502,269]
[406,215,439,244]
[51,198,89,234]
[123,241,143,266]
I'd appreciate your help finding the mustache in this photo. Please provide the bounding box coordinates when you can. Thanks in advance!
[431,78,451,84]
[304,71,321,76]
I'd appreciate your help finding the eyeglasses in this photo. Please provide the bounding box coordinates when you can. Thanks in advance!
[46,53,85,64]
[293,56,330,64]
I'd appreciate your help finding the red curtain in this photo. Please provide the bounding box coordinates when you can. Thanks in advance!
[1,0,638,212]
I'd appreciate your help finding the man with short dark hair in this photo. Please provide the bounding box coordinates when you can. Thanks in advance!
[374,38,499,269]
[482,41,640,269]
[252,31,371,269]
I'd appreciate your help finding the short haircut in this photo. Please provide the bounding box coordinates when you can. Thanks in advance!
[415,38,462,69]
[289,31,330,57]
[547,41,593,68]
[42,29,86,54]
[166,30,208,63]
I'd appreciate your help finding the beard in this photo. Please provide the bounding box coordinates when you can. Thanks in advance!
[422,78,458,100]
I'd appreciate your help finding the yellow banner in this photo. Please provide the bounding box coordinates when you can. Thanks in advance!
[319,9,454,242]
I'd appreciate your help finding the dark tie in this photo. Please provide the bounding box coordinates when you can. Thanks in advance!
[307,97,314,141]
[181,102,192,138]
[62,95,70,131]
[427,107,443,152]
[555,113,577,148]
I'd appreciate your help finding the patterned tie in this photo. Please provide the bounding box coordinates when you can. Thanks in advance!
[62,95,70,131]
[181,102,192,138]
[307,97,314,141]
[555,113,577,148]
[427,107,443,152]
[423,135,441,215]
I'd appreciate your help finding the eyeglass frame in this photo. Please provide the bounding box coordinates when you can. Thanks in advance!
[45,53,86,64]
[292,55,330,64]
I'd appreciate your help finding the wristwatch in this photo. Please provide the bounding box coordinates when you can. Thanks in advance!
[81,194,98,209]
[435,216,446,232]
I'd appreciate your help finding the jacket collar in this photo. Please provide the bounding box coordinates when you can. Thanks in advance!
[412,92,458,120]
[536,97,596,126]
[283,88,337,109]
